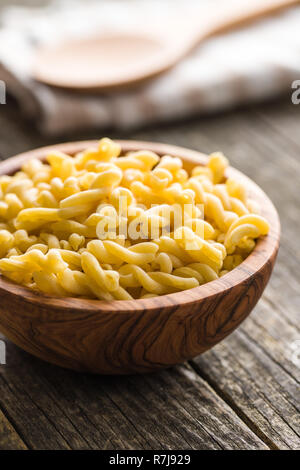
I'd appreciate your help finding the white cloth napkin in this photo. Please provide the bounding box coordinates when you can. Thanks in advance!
[0,0,299,136]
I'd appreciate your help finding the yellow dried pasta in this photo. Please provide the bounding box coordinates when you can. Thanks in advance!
[0,137,269,300]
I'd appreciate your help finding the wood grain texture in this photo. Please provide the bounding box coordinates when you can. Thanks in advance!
[0,405,27,450]
[0,415,27,450]
[0,141,280,374]
[192,328,300,449]
[0,336,267,450]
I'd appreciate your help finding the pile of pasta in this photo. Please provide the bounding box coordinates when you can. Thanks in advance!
[0,138,269,300]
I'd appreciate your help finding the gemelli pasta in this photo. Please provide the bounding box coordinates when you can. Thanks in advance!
[0,138,269,300]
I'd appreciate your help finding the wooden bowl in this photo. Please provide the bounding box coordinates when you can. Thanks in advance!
[0,141,280,375]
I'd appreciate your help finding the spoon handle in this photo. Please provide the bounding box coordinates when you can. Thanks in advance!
[181,0,300,53]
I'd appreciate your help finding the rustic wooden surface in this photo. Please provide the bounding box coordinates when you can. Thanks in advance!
[0,0,299,449]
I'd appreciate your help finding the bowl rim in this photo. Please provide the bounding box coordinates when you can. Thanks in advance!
[0,139,280,313]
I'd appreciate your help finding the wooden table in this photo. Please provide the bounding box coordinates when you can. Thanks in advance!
[0,94,299,450]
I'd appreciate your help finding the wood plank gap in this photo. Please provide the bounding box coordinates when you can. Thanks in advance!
[262,294,300,334]
[0,399,30,450]
[21,374,95,449]
[188,361,278,450]
[239,329,300,418]
[74,403,130,450]
[100,389,158,450]
[245,314,300,384]
[139,373,219,449]
[0,374,72,449]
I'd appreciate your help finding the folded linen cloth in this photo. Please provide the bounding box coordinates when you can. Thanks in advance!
[0,0,299,135]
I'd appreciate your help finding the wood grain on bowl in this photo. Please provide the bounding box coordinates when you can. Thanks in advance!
[0,141,280,374]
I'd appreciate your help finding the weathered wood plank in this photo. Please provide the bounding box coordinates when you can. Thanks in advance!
[0,408,27,450]
[0,336,267,450]
[240,298,300,383]
[191,328,300,450]
[0,335,27,450]
[0,338,81,449]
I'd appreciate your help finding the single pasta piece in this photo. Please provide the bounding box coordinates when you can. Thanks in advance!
[0,138,269,300]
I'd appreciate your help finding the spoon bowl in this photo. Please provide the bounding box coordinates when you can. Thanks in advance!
[33,34,170,91]
[0,140,280,374]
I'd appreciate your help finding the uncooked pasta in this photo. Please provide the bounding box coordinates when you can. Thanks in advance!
[0,138,269,300]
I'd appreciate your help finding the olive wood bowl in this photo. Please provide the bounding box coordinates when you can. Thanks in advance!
[0,141,280,374]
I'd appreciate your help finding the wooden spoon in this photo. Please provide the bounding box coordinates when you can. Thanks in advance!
[32,0,299,92]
